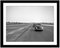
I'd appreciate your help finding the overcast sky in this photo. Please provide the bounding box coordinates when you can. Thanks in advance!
[6,6,54,23]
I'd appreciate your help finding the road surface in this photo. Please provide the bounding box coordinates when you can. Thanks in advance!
[6,24,53,42]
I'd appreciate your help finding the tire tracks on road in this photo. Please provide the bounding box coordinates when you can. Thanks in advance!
[7,25,31,35]
[14,25,32,41]
[6,24,33,41]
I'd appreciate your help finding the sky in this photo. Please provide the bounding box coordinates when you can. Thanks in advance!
[6,6,54,23]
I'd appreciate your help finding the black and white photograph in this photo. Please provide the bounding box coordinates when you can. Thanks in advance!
[2,2,58,46]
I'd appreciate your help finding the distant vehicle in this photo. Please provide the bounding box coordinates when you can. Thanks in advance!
[33,23,43,31]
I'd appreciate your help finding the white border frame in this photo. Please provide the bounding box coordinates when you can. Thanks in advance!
[3,3,57,45]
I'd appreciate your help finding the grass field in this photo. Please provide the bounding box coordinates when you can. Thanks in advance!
[6,22,54,42]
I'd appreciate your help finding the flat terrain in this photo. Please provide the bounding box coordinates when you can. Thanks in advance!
[6,23,54,42]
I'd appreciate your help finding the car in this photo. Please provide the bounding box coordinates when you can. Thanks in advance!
[33,23,43,31]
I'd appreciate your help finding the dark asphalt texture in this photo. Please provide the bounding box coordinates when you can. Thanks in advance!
[6,24,53,42]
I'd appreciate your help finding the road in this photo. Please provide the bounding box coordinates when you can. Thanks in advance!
[6,24,53,42]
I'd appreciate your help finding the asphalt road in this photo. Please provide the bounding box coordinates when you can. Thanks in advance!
[6,24,53,42]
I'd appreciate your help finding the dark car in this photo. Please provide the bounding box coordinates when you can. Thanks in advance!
[33,23,43,31]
